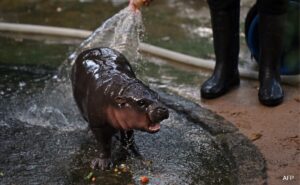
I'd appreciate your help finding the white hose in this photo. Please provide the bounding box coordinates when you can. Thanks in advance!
[0,23,91,38]
[0,22,299,85]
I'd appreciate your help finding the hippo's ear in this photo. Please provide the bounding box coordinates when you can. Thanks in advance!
[114,96,127,105]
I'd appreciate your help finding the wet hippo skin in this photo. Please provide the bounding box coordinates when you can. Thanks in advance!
[71,47,169,170]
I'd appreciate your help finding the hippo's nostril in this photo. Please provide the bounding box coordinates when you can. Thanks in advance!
[155,107,169,118]
[149,107,169,123]
[156,107,164,113]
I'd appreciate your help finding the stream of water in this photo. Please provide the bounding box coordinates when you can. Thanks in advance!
[69,6,144,66]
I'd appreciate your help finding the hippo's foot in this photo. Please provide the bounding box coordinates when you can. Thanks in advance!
[90,158,112,170]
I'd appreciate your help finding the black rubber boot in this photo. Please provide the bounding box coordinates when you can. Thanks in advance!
[201,6,240,99]
[258,14,285,106]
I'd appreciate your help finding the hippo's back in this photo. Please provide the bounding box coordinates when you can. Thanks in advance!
[73,47,135,78]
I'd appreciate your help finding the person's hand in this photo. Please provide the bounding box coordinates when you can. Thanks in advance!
[129,0,153,12]
[142,0,153,6]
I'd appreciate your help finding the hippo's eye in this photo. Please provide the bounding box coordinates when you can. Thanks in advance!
[137,100,147,107]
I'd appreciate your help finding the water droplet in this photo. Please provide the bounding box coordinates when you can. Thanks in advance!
[19,82,26,87]
[56,7,62,12]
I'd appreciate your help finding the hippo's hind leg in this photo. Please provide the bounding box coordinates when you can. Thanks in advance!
[120,130,142,158]
[90,127,113,170]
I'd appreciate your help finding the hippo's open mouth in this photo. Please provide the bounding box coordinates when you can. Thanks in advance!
[146,107,169,133]
[147,122,161,133]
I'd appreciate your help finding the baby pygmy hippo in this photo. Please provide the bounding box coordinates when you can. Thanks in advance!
[71,47,169,170]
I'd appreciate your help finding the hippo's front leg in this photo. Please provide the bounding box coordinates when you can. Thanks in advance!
[90,127,113,170]
[121,130,142,158]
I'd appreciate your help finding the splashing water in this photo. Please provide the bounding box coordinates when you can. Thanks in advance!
[14,5,146,132]
[69,6,144,66]
[7,5,145,133]
[1,3,145,136]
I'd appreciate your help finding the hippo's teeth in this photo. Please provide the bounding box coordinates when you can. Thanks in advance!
[148,123,160,132]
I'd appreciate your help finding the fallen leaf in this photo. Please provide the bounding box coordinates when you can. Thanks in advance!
[250,133,262,141]
[84,172,93,180]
